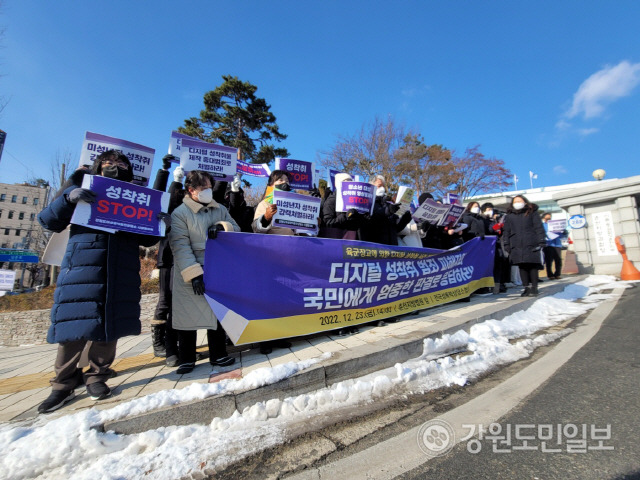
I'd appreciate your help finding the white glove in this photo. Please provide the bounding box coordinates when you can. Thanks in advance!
[409,222,419,233]
[231,174,241,192]
[173,166,185,183]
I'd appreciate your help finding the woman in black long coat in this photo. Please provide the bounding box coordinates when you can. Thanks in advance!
[502,195,546,296]
[37,150,159,413]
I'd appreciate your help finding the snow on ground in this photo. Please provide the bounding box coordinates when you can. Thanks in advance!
[0,275,634,480]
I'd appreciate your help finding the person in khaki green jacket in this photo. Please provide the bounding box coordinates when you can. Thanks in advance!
[170,170,240,374]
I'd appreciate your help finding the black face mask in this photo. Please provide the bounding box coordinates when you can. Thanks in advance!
[101,165,119,178]
[274,183,291,192]
[102,165,133,182]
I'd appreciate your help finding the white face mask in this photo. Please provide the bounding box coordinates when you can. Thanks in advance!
[513,202,525,210]
[196,188,213,204]
[484,209,493,217]
[376,186,386,197]
[470,206,480,214]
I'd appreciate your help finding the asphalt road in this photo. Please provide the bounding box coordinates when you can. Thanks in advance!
[399,285,640,480]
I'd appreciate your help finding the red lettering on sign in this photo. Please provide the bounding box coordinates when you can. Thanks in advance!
[97,200,109,213]
[122,205,136,218]
[112,202,123,215]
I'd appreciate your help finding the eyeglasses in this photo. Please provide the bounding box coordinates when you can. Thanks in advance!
[102,159,128,168]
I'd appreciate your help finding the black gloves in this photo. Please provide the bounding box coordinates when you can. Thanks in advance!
[192,275,205,295]
[347,208,360,218]
[479,233,486,240]
[388,203,401,214]
[162,154,176,170]
[310,185,322,198]
[207,224,225,240]
[67,188,97,204]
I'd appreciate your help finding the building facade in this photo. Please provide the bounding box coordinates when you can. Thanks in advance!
[0,182,51,288]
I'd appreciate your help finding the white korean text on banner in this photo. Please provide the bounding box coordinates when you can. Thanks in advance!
[168,131,200,163]
[336,181,376,215]
[78,132,155,186]
[71,175,169,236]
[179,138,237,181]
[237,159,271,178]
[275,158,315,190]
[203,235,496,344]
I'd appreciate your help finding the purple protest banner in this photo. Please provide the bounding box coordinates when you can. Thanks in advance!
[70,175,169,236]
[168,131,200,162]
[273,190,321,233]
[329,168,341,190]
[237,159,271,177]
[439,204,465,226]
[78,132,155,186]
[203,234,496,344]
[336,181,376,215]
[179,138,237,181]
[275,158,314,190]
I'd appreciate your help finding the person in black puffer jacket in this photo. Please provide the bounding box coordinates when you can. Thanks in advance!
[460,201,486,242]
[36,150,159,413]
[502,195,546,297]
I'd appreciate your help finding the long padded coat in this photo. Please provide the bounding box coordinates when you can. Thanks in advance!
[502,206,546,265]
[38,179,158,344]
[169,196,240,331]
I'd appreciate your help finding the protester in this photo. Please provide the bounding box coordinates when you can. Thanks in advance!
[359,175,411,246]
[397,216,425,247]
[248,170,296,353]
[151,158,184,366]
[36,150,161,413]
[542,212,563,280]
[170,170,240,374]
[460,201,486,242]
[252,170,295,235]
[502,195,546,297]
[481,202,509,294]
[225,174,255,233]
[319,173,367,240]
[417,193,445,250]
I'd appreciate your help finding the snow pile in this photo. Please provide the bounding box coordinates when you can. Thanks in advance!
[100,352,331,422]
[0,275,631,480]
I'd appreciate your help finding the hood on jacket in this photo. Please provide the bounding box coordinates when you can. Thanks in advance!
[334,173,353,188]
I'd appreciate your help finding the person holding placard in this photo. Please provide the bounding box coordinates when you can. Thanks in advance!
[319,173,368,240]
[36,150,160,413]
[170,171,240,374]
[359,175,411,246]
[542,212,563,279]
[250,170,296,353]
[252,170,295,236]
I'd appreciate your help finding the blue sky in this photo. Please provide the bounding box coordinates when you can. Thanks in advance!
[1,1,639,191]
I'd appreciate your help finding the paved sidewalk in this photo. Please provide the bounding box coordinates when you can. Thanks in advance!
[0,277,579,426]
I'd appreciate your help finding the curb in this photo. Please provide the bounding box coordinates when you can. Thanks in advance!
[98,277,582,435]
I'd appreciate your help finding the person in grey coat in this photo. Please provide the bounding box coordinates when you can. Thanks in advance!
[502,195,546,297]
[170,170,241,374]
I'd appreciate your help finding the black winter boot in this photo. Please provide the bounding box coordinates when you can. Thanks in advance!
[152,324,167,357]
[520,287,531,297]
